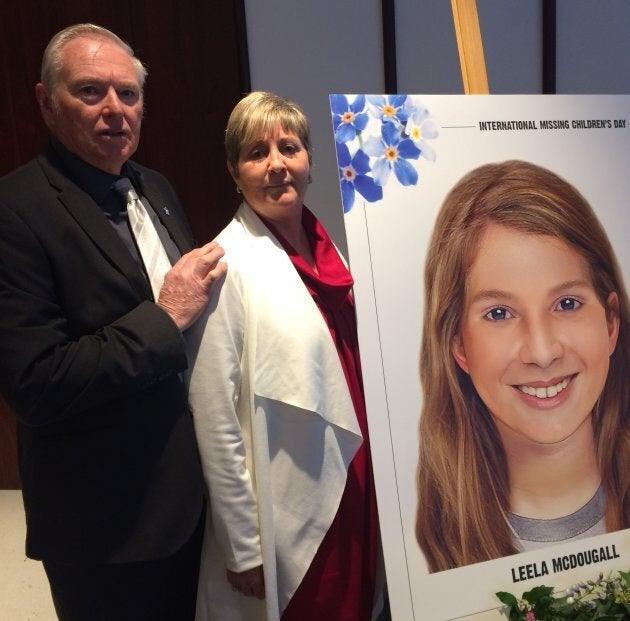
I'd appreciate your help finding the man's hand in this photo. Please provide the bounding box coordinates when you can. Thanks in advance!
[157,241,227,331]
[226,565,265,599]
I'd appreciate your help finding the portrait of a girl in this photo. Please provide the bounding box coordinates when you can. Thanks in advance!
[416,159,630,572]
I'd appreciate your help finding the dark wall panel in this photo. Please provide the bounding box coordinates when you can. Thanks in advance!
[0,0,248,488]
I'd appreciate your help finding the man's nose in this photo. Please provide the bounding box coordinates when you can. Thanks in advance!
[102,87,123,115]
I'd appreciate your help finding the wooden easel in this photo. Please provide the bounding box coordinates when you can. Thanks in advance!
[451,0,489,94]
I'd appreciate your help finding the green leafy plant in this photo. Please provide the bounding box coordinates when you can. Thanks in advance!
[496,570,630,620]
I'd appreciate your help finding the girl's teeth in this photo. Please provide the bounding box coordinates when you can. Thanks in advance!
[519,377,569,399]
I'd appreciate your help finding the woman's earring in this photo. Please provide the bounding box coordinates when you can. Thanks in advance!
[236,186,242,194]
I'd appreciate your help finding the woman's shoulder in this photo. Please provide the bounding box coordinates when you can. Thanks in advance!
[215,204,259,243]
[215,205,286,269]
[213,210,253,255]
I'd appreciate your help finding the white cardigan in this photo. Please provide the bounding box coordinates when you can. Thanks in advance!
[187,203,363,620]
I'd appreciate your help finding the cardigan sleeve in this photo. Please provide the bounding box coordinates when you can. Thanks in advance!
[186,266,263,573]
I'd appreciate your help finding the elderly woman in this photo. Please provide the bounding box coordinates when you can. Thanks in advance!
[187,92,380,620]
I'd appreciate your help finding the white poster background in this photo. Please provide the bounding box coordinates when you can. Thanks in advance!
[332,95,630,620]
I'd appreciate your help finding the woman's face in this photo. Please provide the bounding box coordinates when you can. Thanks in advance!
[229,125,310,223]
[452,223,619,448]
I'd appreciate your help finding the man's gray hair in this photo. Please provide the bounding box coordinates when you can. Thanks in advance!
[40,23,148,95]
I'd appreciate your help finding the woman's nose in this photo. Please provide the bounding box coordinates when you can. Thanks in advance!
[518,319,563,368]
[268,148,286,172]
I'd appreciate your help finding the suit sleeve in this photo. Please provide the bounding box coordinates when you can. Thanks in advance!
[0,198,188,428]
[186,265,263,573]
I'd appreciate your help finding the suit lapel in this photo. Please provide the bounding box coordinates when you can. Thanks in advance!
[37,152,152,298]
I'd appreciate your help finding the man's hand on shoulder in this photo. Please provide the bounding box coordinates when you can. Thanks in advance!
[157,241,227,331]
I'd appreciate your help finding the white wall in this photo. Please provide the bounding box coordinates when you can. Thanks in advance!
[244,0,630,253]
[395,0,464,94]
[477,0,542,93]
[244,0,384,253]
[396,1,543,94]
[556,0,630,94]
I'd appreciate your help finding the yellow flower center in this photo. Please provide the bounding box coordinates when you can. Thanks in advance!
[382,104,396,117]
[341,111,355,124]
[385,146,398,161]
[411,126,422,141]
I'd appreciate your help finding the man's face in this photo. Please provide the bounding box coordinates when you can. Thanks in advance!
[37,36,143,174]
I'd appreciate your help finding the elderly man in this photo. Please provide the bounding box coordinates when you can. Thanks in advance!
[0,24,225,620]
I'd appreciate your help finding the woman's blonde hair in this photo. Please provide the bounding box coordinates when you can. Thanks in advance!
[417,160,630,572]
[225,91,312,168]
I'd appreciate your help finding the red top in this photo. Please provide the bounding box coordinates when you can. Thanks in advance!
[262,207,378,620]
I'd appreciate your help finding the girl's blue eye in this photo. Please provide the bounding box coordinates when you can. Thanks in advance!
[485,307,511,321]
[557,297,581,311]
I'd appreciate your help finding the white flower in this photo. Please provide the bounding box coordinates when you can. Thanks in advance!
[403,101,438,162]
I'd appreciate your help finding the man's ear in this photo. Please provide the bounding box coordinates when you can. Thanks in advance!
[35,83,55,126]
[451,334,470,374]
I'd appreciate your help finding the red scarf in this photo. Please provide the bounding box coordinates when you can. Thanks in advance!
[262,207,378,620]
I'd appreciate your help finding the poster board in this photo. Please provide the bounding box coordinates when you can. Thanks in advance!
[329,94,630,620]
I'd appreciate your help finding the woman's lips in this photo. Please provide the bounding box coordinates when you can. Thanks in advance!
[266,182,290,188]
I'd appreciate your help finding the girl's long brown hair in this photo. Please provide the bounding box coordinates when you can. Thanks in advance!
[417,160,630,572]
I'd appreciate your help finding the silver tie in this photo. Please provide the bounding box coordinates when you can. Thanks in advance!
[115,178,171,300]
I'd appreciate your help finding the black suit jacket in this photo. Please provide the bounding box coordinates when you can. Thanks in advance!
[0,144,205,563]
